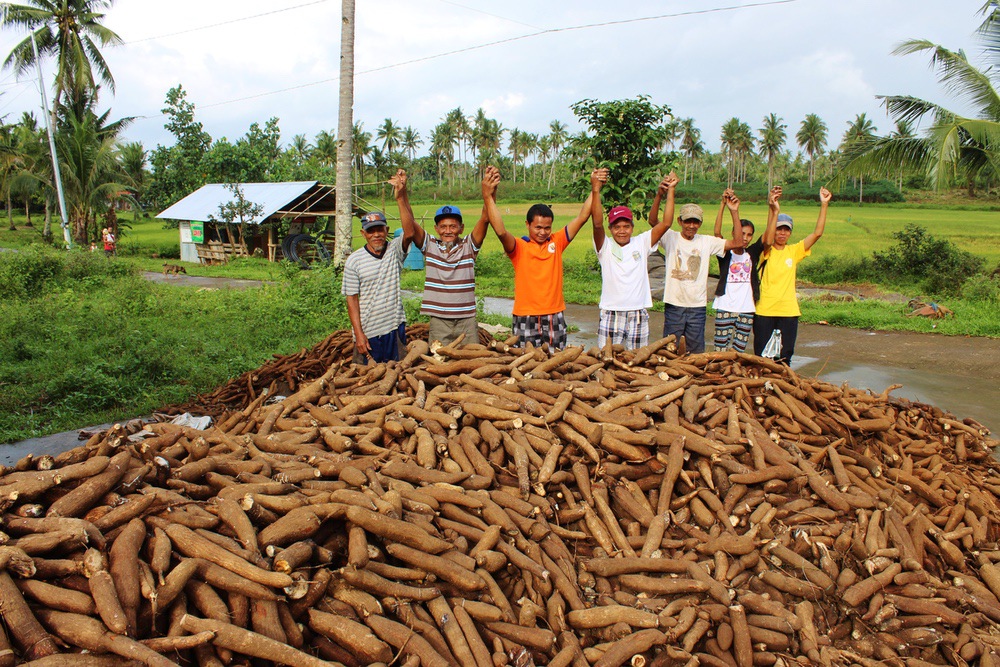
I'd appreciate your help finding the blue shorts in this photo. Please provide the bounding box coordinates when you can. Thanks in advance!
[356,322,406,364]
[663,304,707,354]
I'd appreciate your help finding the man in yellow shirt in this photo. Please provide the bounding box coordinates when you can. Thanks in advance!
[752,186,832,364]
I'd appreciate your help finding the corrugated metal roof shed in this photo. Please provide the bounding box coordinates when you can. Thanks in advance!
[158,181,333,224]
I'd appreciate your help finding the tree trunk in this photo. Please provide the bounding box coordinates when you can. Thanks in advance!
[333,0,356,268]
[7,194,14,231]
[24,200,33,227]
[859,174,864,205]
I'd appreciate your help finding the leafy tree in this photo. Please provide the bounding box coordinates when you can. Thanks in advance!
[117,140,146,216]
[569,96,673,219]
[1,0,122,113]
[797,113,828,186]
[206,183,264,251]
[834,5,1000,195]
[758,113,787,190]
[146,86,212,211]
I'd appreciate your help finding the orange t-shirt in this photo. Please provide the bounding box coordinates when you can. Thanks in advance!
[509,229,571,316]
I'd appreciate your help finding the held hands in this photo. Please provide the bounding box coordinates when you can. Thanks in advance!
[819,187,832,204]
[482,165,501,198]
[767,186,783,209]
[591,168,609,189]
[389,169,408,198]
[657,172,679,195]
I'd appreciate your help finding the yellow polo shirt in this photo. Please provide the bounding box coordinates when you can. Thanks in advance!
[756,241,810,317]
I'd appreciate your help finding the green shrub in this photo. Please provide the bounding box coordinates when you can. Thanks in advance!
[872,225,984,295]
[961,274,1000,302]
[0,248,62,298]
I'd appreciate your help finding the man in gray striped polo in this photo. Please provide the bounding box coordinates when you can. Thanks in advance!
[341,169,414,364]
[401,166,502,346]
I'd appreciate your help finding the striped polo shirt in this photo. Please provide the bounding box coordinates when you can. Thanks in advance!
[341,236,406,337]
[419,234,481,319]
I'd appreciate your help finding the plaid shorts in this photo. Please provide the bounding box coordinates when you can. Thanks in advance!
[598,309,649,350]
[512,312,568,350]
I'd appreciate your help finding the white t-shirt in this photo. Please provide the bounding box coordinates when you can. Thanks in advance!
[713,250,755,314]
[595,230,656,311]
[658,229,727,308]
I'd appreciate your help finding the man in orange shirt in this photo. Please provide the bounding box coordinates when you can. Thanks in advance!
[488,168,607,349]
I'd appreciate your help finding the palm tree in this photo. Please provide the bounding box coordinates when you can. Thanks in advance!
[2,0,122,112]
[117,140,146,217]
[547,119,568,190]
[796,113,828,187]
[835,6,1000,195]
[430,122,455,188]
[508,128,522,183]
[720,118,753,187]
[289,133,312,163]
[350,122,371,187]
[314,130,337,167]
[889,119,915,191]
[678,118,700,183]
[401,126,422,162]
[662,118,681,152]
[376,118,401,156]
[758,113,787,190]
[841,113,878,202]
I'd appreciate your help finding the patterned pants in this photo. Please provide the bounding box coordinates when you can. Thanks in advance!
[714,311,754,352]
[512,312,568,350]
[598,309,649,350]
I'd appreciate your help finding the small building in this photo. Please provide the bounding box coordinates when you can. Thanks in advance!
[158,181,338,264]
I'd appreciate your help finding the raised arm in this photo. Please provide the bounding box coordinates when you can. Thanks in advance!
[803,187,831,251]
[567,168,607,241]
[471,166,501,247]
[487,182,517,254]
[648,174,678,230]
[650,171,678,246]
[713,189,732,238]
[390,169,418,251]
[762,186,782,248]
[591,168,608,252]
[722,193,745,251]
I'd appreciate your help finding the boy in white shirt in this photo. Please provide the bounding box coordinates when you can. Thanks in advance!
[593,172,677,349]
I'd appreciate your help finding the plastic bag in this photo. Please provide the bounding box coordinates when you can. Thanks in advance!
[761,329,782,360]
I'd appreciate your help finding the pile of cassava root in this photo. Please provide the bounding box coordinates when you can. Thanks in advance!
[2,329,1000,667]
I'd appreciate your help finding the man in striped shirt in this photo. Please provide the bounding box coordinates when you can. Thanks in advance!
[401,166,502,346]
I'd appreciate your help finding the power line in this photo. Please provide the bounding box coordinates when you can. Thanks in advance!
[432,0,544,30]
[123,0,331,44]
[195,0,797,110]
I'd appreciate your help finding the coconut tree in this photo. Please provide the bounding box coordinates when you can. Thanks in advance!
[117,139,146,217]
[889,119,916,191]
[2,0,122,115]
[758,113,787,190]
[547,119,567,190]
[720,118,753,186]
[376,117,401,156]
[841,113,878,202]
[401,125,422,162]
[796,113,828,187]
[350,122,371,188]
[314,130,337,167]
[678,118,700,183]
[835,5,1000,195]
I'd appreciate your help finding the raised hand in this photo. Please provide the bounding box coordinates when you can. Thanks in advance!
[819,187,832,204]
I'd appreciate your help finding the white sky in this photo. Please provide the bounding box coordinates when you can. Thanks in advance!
[0,0,987,155]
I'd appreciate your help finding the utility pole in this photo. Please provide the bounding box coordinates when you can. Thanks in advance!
[334,0,355,267]
[31,33,72,249]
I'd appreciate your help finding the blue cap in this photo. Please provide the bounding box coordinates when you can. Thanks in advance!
[434,205,463,224]
[361,211,388,230]
[776,213,793,230]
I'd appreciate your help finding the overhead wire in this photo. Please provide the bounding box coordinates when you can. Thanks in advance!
[192,0,798,111]
[122,0,331,44]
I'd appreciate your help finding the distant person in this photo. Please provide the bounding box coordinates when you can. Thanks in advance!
[753,186,832,364]
[341,169,414,364]
[649,183,746,354]
[710,187,778,352]
[592,171,678,349]
[102,227,116,257]
[400,166,502,346]
[487,168,607,350]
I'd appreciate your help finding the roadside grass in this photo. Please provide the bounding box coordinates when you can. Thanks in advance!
[798,296,1000,338]
[0,249,349,443]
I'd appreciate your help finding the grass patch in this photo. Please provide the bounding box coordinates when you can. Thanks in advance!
[799,296,1000,338]
[0,249,349,443]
